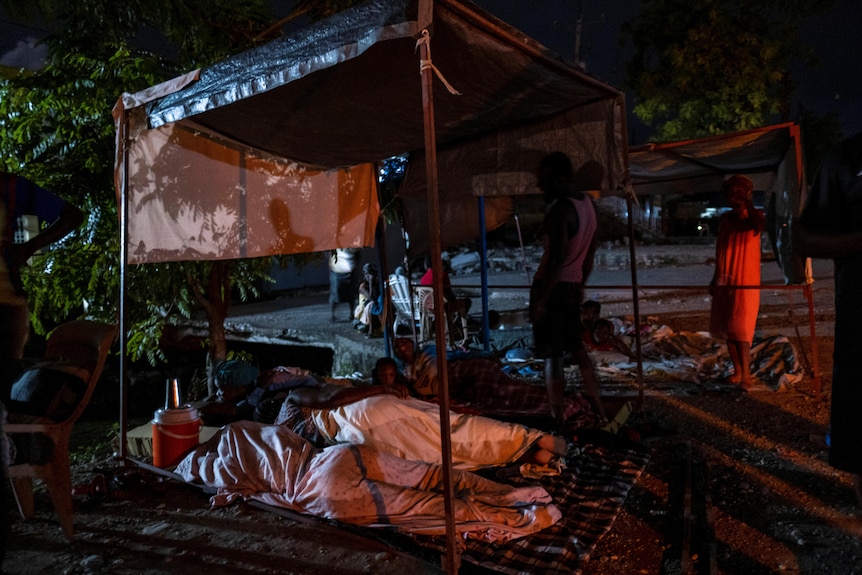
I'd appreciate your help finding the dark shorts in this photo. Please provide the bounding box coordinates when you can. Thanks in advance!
[828,265,862,474]
[530,281,585,359]
[329,271,356,305]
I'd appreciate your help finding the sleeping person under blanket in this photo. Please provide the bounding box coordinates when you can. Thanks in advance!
[272,372,568,471]
[178,420,562,542]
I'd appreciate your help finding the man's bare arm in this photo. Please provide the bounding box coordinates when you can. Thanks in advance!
[288,382,409,409]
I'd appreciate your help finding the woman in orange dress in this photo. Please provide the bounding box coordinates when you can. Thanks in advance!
[709,175,765,390]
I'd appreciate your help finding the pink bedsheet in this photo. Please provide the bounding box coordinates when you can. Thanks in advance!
[177,421,561,543]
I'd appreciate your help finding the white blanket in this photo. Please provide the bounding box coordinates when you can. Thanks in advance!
[309,396,546,470]
[177,421,561,542]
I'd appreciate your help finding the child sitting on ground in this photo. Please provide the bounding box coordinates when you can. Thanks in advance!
[584,318,636,360]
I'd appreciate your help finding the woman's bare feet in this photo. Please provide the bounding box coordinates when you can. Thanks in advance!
[727,374,753,391]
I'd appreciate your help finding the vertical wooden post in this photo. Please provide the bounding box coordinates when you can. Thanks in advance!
[417,27,460,575]
[804,283,821,395]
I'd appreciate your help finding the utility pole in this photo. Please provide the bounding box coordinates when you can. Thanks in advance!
[571,1,605,72]
[574,0,584,70]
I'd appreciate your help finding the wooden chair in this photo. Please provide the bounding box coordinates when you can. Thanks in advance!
[3,319,117,540]
[414,285,468,348]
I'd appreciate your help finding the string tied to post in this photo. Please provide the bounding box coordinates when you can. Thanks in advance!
[416,30,462,96]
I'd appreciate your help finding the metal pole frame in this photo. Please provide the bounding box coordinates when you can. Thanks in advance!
[118,109,131,463]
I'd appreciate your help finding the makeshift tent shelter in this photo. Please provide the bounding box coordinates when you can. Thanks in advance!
[627,123,820,390]
[112,0,629,570]
[113,4,629,261]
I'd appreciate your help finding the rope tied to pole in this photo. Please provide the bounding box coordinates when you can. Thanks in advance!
[416,30,462,96]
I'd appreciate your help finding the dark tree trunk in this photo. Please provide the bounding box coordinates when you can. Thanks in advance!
[188,260,233,396]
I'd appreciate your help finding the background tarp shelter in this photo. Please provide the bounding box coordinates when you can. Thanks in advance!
[629,123,810,285]
[627,123,820,390]
[112,0,628,570]
[398,102,629,256]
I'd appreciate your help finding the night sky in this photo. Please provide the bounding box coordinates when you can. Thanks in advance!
[471,0,862,142]
[1,0,860,141]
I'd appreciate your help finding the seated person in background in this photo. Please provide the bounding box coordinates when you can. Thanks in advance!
[419,255,472,317]
[584,318,636,360]
[393,338,601,434]
[274,363,568,471]
[353,263,383,338]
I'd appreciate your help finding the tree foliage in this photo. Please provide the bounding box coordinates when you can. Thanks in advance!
[1,0,406,385]
[622,0,832,142]
[0,0,286,381]
[1,46,164,335]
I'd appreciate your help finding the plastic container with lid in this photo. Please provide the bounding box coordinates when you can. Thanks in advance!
[151,405,201,468]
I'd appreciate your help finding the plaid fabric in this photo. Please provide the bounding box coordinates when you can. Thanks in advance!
[420,441,650,575]
[273,396,328,448]
[448,358,599,431]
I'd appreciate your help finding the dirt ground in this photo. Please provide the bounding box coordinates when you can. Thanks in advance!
[5,248,862,575]
[583,310,862,575]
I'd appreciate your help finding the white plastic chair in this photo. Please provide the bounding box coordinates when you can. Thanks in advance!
[388,273,418,337]
[414,285,468,348]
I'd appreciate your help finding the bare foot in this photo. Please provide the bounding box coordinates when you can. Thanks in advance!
[529,448,555,466]
[536,434,567,457]
[521,435,568,466]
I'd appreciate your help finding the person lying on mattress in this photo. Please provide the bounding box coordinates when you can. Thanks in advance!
[273,357,568,471]
[392,338,602,434]
[177,420,562,542]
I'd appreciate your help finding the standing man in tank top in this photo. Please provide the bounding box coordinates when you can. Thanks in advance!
[529,153,606,428]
